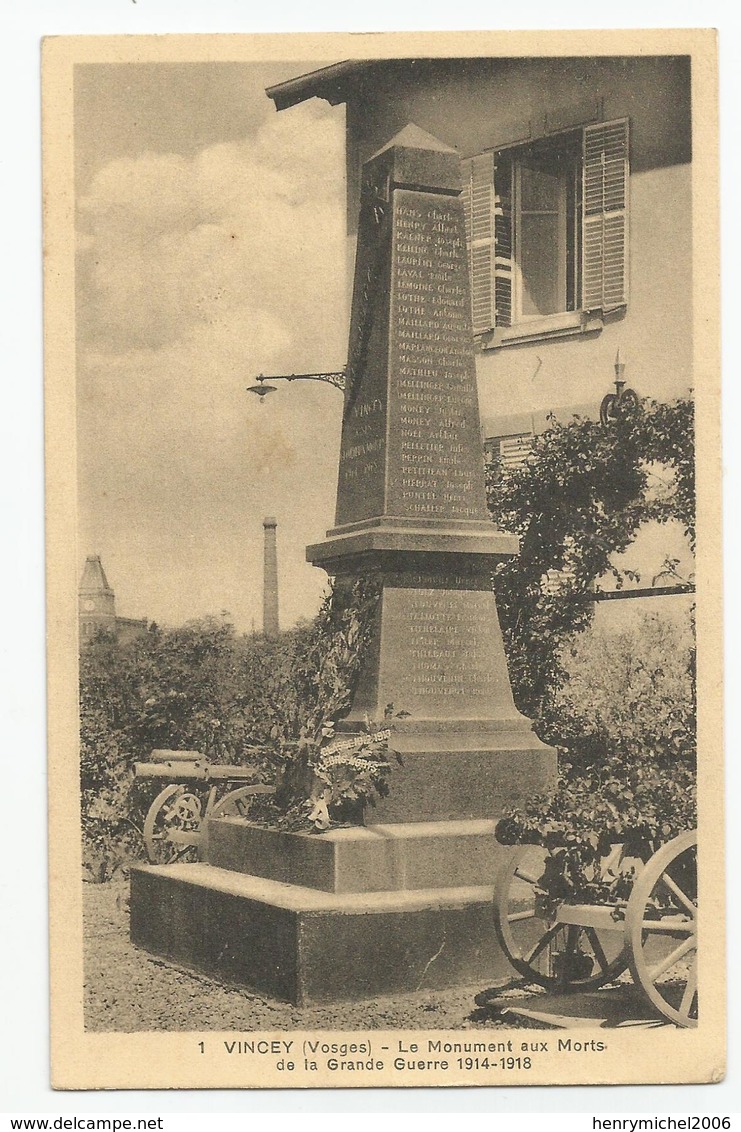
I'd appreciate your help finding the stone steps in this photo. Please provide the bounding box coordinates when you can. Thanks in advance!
[130,862,513,1005]
[205,817,508,894]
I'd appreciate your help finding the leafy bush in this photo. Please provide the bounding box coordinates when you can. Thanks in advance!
[79,579,386,874]
[487,395,694,719]
[487,396,696,904]
[496,613,696,906]
[80,704,140,882]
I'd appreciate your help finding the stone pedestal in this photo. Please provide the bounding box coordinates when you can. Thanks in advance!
[130,126,555,1005]
[131,859,513,1006]
[131,818,517,1005]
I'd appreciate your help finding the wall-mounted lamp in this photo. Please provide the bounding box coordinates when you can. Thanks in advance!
[247,371,346,402]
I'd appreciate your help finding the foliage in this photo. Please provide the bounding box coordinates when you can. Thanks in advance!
[488,395,696,906]
[633,397,695,551]
[495,613,697,907]
[542,610,696,767]
[79,704,140,882]
[486,395,694,720]
[79,579,387,876]
[80,615,253,763]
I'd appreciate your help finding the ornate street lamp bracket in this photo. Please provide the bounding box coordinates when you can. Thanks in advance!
[247,371,346,400]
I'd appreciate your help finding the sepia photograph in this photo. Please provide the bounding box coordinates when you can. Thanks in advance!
[42,29,724,1090]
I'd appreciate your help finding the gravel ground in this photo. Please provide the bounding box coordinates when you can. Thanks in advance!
[83,875,531,1033]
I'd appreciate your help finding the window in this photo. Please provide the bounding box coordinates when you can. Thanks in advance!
[484,432,535,471]
[461,119,629,341]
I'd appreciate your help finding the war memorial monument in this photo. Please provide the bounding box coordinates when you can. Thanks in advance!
[130,126,557,1004]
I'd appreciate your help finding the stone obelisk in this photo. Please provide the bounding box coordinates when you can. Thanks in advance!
[262,517,279,637]
[308,124,555,821]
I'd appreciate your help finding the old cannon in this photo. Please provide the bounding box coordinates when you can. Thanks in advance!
[135,750,275,864]
[493,830,698,1028]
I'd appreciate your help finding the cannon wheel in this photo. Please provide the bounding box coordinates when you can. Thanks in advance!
[625,830,698,1028]
[143,783,205,864]
[198,783,276,858]
[494,845,629,991]
[210,783,276,820]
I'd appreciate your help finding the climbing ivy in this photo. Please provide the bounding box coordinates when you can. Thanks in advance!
[487,394,697,900]
[263,575,394,831]
[486,395,695,719]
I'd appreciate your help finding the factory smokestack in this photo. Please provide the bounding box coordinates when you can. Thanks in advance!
[262,517,279,637]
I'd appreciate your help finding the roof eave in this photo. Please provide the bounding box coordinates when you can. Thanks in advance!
[265,60,371,111]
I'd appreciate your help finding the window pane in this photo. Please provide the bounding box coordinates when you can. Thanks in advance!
[520,213,561,316]
[521,164,562,212]
[515,146,576,319]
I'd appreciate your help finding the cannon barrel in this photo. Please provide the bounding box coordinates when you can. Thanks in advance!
[135,760,208,780]
[150,748,202,763]
[134,760,263,782]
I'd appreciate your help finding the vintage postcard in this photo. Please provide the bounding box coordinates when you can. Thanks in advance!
[44,29,724,1090]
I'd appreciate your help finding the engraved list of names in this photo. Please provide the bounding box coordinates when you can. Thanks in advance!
[386,188,489,523]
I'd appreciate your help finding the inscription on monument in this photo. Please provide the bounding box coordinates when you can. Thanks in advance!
[387,189,489,523]
[334,202,392,527]
[380,583,512,718]
[334,179,490,529]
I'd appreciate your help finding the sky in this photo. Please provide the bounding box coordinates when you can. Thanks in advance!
[75,62,348,632]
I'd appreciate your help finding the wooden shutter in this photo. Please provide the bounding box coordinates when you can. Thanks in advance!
[493,155,513,328]
[582,119,629,312]
[461,152,496,334]
[499,433,534,470]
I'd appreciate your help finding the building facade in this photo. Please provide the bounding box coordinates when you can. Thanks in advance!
[267,56,694,596]
[78,555,147,644]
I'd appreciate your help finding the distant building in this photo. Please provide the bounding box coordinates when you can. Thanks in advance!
[78,555,147,644]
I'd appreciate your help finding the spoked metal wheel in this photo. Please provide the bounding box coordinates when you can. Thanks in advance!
[209,783,276,820]
[143,783,205,864]
[199,783,276,858]
[494,846,628,991]
[625,830,698,1027]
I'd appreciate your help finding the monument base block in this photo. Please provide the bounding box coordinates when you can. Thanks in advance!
[129,819,524,1004]
[366,740,555,823]
[130,860,515,1006]
[206,817,505,892]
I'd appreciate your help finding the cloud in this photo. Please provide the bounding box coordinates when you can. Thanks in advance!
[76,99,348,631]
[77,99,347,361]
